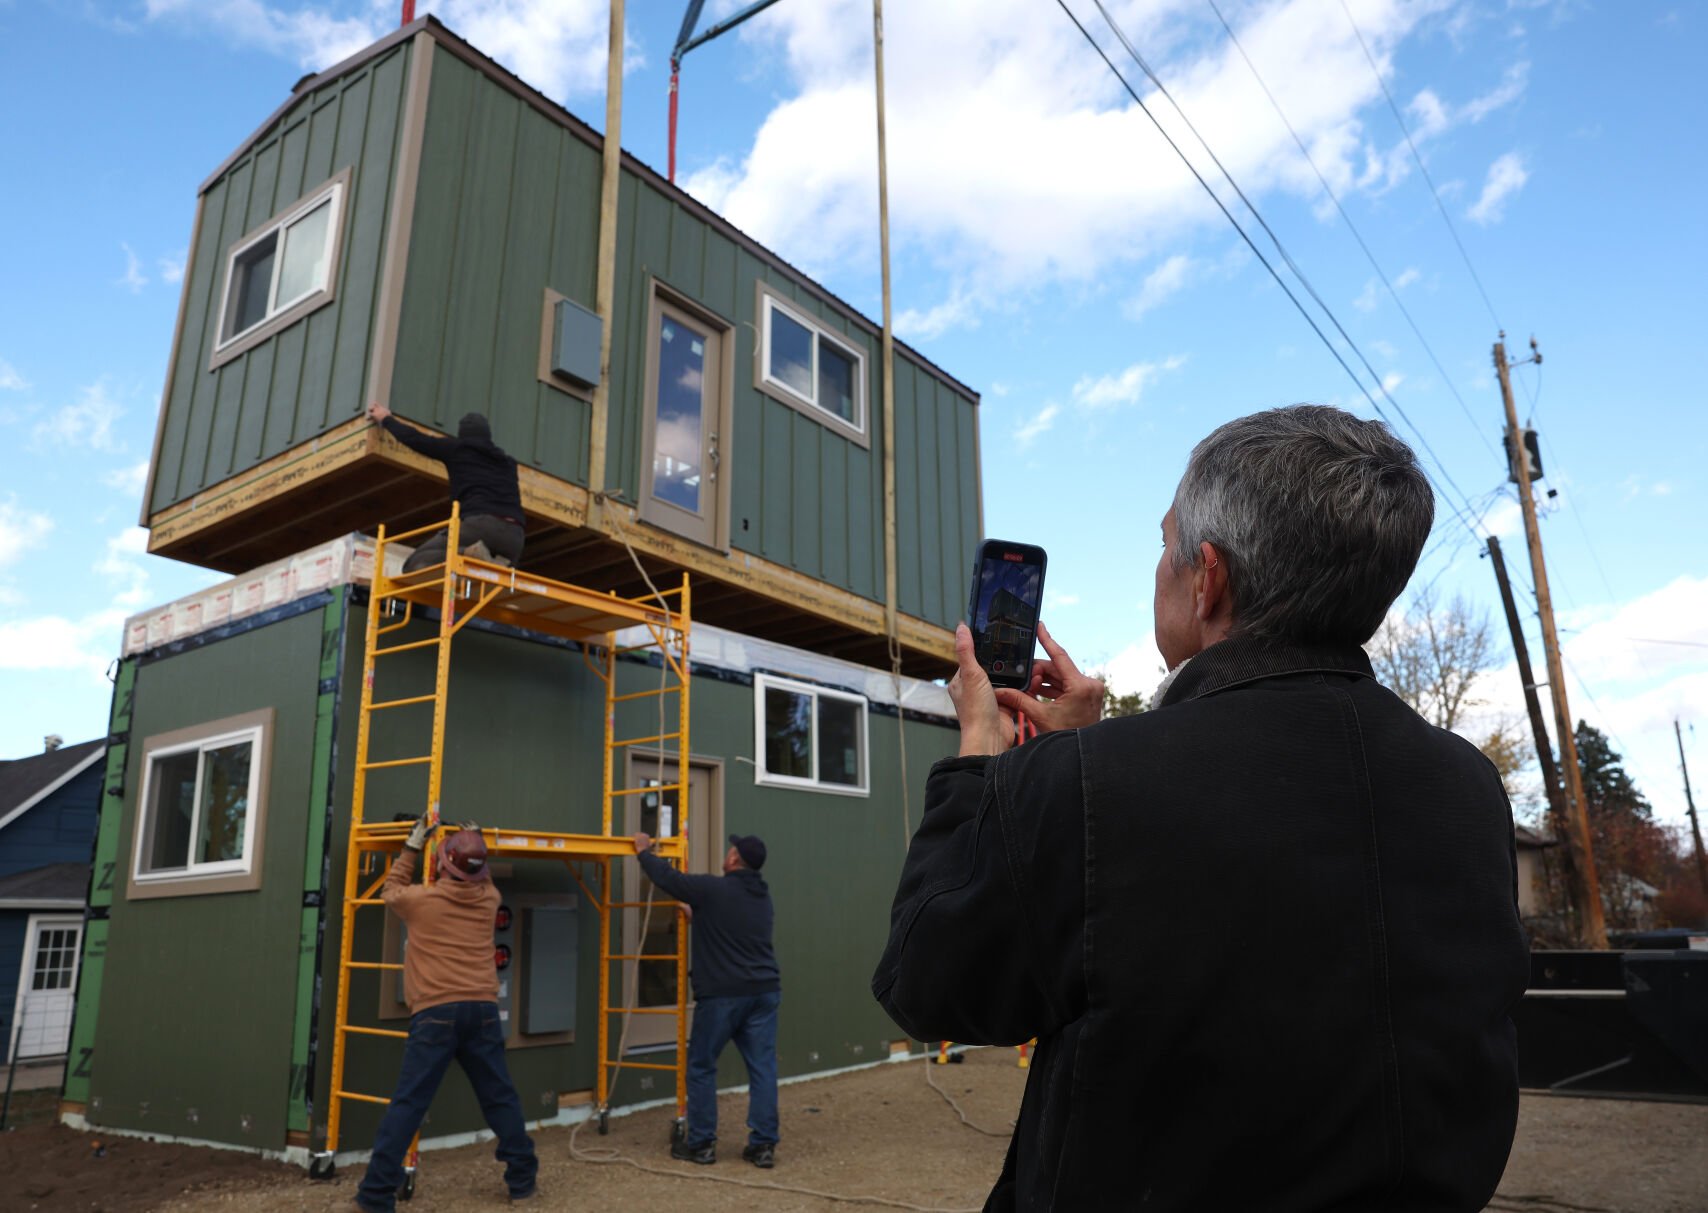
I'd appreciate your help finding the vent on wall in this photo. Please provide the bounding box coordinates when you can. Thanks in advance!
[552,298,602,389]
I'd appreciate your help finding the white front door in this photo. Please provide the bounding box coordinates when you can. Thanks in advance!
[10,916,82,1061]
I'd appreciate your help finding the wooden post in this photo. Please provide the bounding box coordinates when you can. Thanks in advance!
[873,0,900,654]
[589,0,625,514]
[1488,535,1582,929]
[1495,338,1607,947]
[1677,720,1708,896]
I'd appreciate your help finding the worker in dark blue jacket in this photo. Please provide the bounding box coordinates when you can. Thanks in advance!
[632,831,780,1169]
[366,401,525,571]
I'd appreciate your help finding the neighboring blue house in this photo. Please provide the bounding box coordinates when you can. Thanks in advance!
[1,738,102,1063]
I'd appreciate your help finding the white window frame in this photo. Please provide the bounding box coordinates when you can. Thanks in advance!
[753,672,870,797]
[209,170,350,368]
[131,718,267,890]
[757,288,868,444]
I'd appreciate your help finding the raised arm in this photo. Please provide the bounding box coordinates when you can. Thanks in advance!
[872,729,1087,1047]
[369,401,458,460]
[634,842,719,907]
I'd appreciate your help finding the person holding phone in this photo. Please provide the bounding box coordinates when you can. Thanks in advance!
[873,405,1527,1212]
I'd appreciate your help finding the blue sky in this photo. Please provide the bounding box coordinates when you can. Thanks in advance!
[1,0,1704,835]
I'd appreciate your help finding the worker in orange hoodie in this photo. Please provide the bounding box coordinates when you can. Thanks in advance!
[356,814,539,1210]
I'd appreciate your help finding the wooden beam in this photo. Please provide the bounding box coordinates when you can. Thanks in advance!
[147,417,375,552]
[150,425,955,666]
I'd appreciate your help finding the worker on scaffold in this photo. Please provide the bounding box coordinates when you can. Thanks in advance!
[356,815,539,1210]
[366,400,526,571]
[631,831,780,1169]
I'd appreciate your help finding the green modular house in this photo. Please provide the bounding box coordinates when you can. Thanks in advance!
[142,14,980,677]
[64,538,961,1157]
[65,14,984,1163]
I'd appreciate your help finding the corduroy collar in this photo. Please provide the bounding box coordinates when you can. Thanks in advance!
[1159,633,1374,707]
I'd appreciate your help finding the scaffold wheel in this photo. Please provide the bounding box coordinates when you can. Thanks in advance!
[598,1108,610,1136]
[399,1169,417,1201]
[308,1153,336,1180]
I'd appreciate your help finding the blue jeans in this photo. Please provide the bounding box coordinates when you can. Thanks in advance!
[357,1001,537,1210]
[685,990,780,1149]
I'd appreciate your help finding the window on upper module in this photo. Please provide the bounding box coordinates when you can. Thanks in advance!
[754,673,869,796]
[210,172,348,367]
[756,286,867,446]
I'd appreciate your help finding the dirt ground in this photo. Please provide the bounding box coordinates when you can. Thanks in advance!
[6,1051,1706,1213]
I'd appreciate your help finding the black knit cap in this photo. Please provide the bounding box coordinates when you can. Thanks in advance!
[729,834,767,871]
[458,412,492,441]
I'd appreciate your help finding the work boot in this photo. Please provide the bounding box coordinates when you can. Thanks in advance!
[741,1142,776,1169]
[461,540,494,562]
[670,1138,715,1165]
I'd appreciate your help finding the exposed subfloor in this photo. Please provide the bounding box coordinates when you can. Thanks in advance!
[7,1050,1705,1212]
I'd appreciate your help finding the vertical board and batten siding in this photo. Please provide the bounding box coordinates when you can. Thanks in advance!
[603,170,980,624]
[389,48,596,483]
[148,42,414,516]
[400,48,977,631]
[84,611,325,1147]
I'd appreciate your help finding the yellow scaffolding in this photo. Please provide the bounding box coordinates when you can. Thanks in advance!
[310,506,692,1188]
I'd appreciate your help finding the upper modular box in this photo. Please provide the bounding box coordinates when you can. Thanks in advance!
[141,17,982,676]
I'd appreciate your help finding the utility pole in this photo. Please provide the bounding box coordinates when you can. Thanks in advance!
[1495,335,1607,947]
[1676,720,1708,895]
[1487,536,1583,925]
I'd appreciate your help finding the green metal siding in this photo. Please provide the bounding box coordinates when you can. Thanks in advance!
[149,41,416,515]
[389,49,595,484]
[397,47,977,630]
[84,609,328,1147]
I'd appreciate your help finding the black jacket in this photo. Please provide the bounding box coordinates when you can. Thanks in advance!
[639,853,780,1000]
[873,636,1528,1212]
[381,417,523,522]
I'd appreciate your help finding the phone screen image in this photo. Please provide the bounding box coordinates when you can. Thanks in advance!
[968,541,1047,689]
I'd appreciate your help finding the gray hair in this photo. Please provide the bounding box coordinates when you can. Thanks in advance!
[1171,404,1433,645]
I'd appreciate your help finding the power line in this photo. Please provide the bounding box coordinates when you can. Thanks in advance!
[1204,0,1502,467]
[1061,0,1486,547]
[1336,0,1503,331]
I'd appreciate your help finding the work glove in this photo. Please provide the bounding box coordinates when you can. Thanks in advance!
[404,810,433,852]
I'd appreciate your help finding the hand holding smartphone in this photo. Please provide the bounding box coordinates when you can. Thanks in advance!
[966,539,1048,690]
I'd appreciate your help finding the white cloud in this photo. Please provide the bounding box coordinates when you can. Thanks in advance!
[1354,278,1381,313]
[1014,402,1059,447]
[104,460,152,497]
[1072,355,1186,410]
[117,242,148,293]
[95,527,152,610]
[1123,254,1194,322]
[0,498,54,569]
[1459,574,1708,828]
[32,382,124,451]
[1468,151,1529,225]
[1393,266,1421,290]
[143,1,641,97]
[680,0,1449,294]
[0,359,27,392]
[896,284,980,341]
[1460,61,1529,123]
[1380,371,1404,395]
[159,252,186,285]
[1095,636,1165,700]
[1046,591,1080,609]
[0,612,126,682]
[1370,338,1399,359]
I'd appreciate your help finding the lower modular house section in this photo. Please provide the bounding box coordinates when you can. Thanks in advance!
[61,535,957,1154]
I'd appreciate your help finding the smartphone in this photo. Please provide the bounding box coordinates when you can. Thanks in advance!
[966,539,1048,690]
